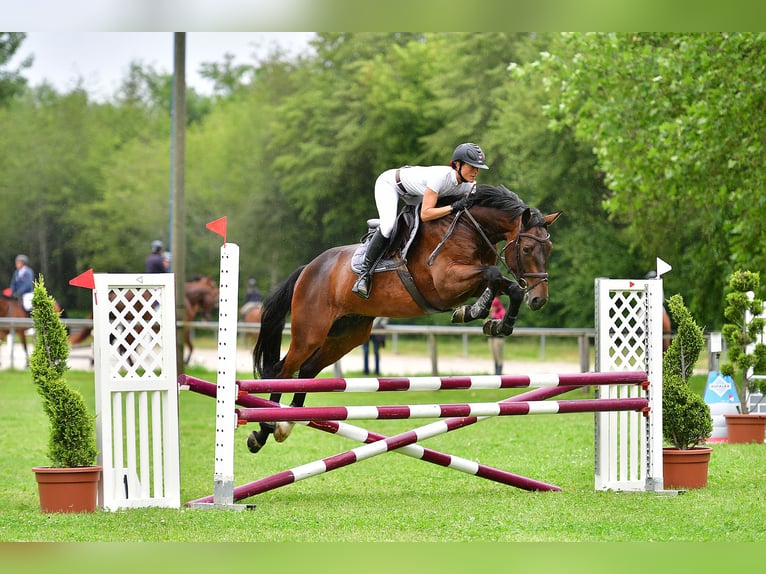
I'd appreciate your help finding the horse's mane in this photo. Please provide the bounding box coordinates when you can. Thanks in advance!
[439,184,546,228]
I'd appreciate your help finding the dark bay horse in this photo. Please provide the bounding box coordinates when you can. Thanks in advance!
[0,294,65,367]
[249,184,561,452]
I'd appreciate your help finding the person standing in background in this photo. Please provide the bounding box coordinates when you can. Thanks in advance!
[362,316,388,375]
[145,240,166,273]
[488,297,506,375]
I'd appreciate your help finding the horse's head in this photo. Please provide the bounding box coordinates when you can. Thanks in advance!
[502,207,561,310]
[469,184,561,311]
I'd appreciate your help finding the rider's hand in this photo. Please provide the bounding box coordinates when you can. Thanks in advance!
[451,196,474,213]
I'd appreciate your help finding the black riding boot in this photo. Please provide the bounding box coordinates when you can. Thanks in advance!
[352,229,388,299]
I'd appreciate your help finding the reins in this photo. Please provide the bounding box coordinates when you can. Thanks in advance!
[430,205,550,294]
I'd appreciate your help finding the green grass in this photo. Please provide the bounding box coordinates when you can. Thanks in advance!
[1,366,765,543]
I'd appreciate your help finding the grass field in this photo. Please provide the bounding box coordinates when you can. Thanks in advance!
[2,357,765,544]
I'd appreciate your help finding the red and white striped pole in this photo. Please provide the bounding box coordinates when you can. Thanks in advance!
[181,375,566,497]
[235,370,648,394]
[235,397,649,423]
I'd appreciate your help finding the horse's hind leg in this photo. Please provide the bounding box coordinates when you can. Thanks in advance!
[246,395,280,453]
[273,323,372,443]
[246,358,286,453]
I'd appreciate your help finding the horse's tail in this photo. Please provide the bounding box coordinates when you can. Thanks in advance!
[253,265,306,379]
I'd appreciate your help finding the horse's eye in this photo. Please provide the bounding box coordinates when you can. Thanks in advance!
[522,246,531,255]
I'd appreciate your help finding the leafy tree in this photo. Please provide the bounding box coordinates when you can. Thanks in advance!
[533,32,766,327]
[491,33,635,326]
[0,32,31,105]
[0,86,114,304]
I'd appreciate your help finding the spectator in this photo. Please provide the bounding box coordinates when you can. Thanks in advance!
[362,317,388,375]
[488,297,505,375]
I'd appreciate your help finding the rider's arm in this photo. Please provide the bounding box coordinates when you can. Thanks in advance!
[420,187,454,222]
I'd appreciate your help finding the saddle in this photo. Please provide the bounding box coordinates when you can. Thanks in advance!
[351,205,445,313]
[351,204,420,275]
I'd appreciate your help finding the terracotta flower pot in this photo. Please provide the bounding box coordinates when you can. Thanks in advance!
[724,413,766,444]
[662,447,712,489]
[32,466,102,513]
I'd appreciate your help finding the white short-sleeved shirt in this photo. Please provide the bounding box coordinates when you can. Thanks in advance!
[395,166,474,205]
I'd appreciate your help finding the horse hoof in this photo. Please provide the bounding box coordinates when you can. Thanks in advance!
[246,431,265,453]
[483,320,506,337]
[451,306,468,323]
[274,421,295,443]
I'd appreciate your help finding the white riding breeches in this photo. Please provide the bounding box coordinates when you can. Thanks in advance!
[374,169,412,239]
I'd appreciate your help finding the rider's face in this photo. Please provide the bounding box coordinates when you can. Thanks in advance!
[460,164,480,182]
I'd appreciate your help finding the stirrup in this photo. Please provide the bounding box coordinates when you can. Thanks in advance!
[352,274,371,299]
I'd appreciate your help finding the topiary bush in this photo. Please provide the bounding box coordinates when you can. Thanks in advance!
[30,277,97,468]
[720,269,766,414]
[662,293,712,450]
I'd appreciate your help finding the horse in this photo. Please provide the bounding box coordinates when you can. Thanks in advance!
[0,293,65,367]
[239,302,263,345]
[249,184,561,452]
[185,276,219,321]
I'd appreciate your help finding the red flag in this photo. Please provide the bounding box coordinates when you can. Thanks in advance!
[206,216,227,244]
[70,269,95,290]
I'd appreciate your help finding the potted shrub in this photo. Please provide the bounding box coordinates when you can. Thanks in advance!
[661,293,713,489]
[30,277,101,512]
[720,270,766,443]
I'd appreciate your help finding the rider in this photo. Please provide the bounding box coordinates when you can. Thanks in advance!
[240,277,263,318]
[9,254,35,313]
[145,240,167,273]
[352,142,490,299]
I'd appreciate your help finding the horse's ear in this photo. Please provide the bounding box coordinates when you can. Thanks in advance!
[545,211,563,226]
[521,208,532,227]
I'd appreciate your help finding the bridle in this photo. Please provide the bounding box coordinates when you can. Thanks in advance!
[463,209,551,294]
[500,228,551,292]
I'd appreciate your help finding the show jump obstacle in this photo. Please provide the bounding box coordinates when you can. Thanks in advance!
[84,218,668,509]
[74,270,181,510]
[181,233,667,508]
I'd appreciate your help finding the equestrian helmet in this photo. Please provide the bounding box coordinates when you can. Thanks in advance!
[15,254,29,264]
[451,143,489,169]
[151,240,163,253]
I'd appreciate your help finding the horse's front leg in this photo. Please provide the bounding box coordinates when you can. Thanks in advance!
[483,282,524,337]
[451,268,510,324]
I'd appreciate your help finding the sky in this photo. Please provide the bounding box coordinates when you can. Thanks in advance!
[10,32,316,100]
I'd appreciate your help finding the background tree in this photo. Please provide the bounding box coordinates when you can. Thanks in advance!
[6,32,761,329]
[0,32,31,106]
[532,32,766,327]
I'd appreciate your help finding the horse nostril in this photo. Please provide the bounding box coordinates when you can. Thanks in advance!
[528,296,548,310]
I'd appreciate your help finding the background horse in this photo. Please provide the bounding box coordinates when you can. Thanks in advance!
[250,184,561,452]
[0,294,65,367]
[185,275,219,321]
[239,302,262,345]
